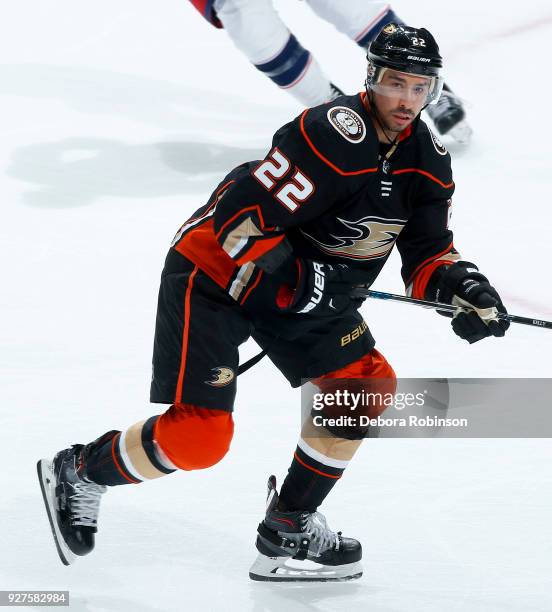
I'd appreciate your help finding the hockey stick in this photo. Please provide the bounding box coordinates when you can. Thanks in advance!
[238,348,267,376]
[238,289,552,377]
[350,288,552,330]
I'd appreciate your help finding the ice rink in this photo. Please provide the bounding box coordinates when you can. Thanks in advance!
[1,1,552,610]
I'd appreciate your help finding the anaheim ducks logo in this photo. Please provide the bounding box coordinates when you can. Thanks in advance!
[302,216,406,260]
[383,24,398,34]
[205,366,235,387]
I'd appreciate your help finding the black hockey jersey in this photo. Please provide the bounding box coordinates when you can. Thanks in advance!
[172,92,461,315]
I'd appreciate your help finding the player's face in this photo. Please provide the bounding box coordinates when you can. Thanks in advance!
[372,69,431,133]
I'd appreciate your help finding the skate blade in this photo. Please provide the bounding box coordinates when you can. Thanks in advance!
[37,459,76,566]
[448,120,473,145]
[249,553,362,582]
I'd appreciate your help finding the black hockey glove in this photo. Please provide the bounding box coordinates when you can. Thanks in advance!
[276,259,365,317]
[429,261,509,344]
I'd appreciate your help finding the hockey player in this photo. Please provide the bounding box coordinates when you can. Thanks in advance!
[188,0,472,142]
[38,24,508,581]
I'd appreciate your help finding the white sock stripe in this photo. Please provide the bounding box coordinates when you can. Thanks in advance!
[228,236,249,259]
[118,429,144,482]
[153,440,178,471]
[297,438,350,470]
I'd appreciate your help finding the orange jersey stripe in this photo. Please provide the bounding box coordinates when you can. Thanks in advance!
[239,268,264,305]
[185,180,235,228]
[175,218,237,289]
[408,242,454,285]
[392,167,454,189]
[175,266,198,404]
[412,259,454,299]
[299,109,378,177]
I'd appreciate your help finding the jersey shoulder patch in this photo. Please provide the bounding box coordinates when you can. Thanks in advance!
[300,95,379,175]
[326,106,366,143]
[428,127,447,155]
[417,119,449,158]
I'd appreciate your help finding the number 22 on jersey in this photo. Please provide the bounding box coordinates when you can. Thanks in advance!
[252,148,314,212]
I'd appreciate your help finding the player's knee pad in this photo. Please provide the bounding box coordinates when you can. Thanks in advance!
[154,404,234,470]
[311,349,397,438]
[317,348,396,382]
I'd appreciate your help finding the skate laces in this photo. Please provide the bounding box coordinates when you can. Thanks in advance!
[69,480,106,527]
[301,511,340,557]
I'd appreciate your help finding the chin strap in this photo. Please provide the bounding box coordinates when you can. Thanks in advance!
[364,81,397,145]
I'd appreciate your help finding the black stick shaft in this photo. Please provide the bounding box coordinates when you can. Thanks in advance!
[237,349,267,375]
[240,289,552,378]
[351,289,552,330]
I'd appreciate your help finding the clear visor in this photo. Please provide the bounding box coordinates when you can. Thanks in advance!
[368,67,444,105]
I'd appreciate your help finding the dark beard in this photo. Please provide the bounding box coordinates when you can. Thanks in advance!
[382,120,404,133]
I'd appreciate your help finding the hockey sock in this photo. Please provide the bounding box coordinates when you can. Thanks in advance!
[255,33,309,88]
[214,0,336,106]
[278,431,362,512]
[84,417,176,486]
[254,34,335,106]
[278,350,395,511]
[278,445,344,512]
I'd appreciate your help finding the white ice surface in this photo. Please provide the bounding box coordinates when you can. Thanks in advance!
[1,1,552,610]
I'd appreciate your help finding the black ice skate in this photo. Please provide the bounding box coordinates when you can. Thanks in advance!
[425,84,473,144]
[249,476,362,582]
[328,83,345,101]
[37,445,106,565]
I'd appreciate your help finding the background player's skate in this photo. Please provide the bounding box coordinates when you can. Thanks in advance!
[425,84,472,144]
[249,476,363,582]
[37,444,107,566]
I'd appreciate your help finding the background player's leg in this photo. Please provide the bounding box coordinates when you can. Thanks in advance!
[305,0,399,47]
[213,0,341,106]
